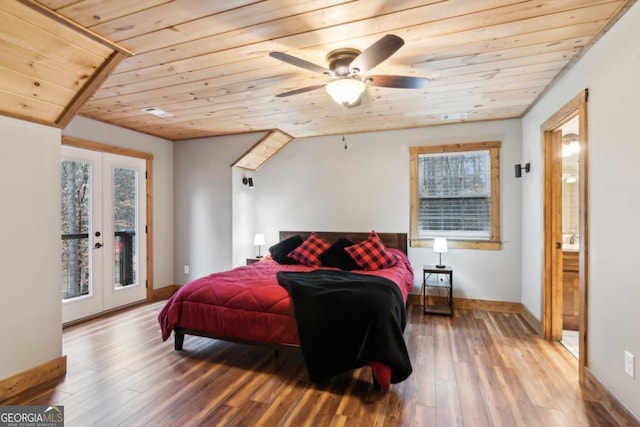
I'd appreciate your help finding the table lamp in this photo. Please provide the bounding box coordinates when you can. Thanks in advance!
[254,233,265,257]
[433,237,448,268]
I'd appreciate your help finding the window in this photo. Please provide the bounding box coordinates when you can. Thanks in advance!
[410,141,501,249]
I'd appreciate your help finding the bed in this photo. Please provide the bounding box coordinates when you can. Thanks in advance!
[158,231,414,390]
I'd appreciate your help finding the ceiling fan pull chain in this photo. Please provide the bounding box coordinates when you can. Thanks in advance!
[341,105,348,149]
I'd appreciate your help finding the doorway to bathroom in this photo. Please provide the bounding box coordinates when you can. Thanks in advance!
[541,89,589,382]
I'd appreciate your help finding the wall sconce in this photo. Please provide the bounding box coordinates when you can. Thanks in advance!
[514,163,531,178]
[242,177,254,187]
[433,237,448,268]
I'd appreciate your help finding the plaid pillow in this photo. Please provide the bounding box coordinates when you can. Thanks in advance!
[287,233,331,266]
[344,230,397,271]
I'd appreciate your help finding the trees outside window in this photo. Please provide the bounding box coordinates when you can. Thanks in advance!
[61,160,90,299]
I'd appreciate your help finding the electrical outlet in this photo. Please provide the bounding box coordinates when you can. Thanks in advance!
[625,351,635,378]
[183,265,190,275]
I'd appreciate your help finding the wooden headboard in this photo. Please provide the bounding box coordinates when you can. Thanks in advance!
[279,231,408,254]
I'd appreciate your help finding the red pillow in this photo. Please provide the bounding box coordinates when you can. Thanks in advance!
[287,233,331,266]
[345,230,397,271]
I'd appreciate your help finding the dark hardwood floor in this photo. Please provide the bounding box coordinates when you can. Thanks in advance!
[12,301,637,426]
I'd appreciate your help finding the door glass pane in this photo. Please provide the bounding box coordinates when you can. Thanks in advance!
[113,167,138,287]
[61,160,91,300]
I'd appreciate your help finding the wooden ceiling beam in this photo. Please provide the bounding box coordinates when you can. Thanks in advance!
[17,0,134,56]
[56,50,127,127]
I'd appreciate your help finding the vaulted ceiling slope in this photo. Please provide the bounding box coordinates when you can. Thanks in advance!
[4,1,635,140]
[0,0,131,128]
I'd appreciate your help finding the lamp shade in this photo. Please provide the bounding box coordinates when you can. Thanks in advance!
[433,237,448,253]
[325,79,366,106]
[254,233,265,246]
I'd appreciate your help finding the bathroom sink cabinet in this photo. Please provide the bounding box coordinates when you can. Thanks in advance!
[562,251,579,330]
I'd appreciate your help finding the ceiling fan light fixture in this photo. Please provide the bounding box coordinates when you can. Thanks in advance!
[325,79,366,106]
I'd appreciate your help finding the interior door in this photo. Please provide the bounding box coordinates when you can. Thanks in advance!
[541,89,589,382]
[61,146,147,323]
[548,129,564,341]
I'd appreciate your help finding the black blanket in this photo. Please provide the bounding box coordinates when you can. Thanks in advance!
[277,270,412,384]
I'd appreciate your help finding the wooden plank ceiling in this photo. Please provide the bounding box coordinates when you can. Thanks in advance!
[8,0,637,140]
[0,0,132,128]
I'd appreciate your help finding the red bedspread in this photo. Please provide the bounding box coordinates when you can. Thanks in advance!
[158,248,413,347]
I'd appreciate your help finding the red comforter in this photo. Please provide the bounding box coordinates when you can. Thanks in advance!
[158,248,414,347]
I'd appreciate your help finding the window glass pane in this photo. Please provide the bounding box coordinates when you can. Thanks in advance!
[113,167,137,287]
[61,160,91,299]
[417,150,491,239]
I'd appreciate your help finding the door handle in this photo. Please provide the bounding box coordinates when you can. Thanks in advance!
[94,242,103,249]
[556,242,562,249]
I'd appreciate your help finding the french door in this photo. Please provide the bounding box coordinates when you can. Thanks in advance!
[61,145,147,323]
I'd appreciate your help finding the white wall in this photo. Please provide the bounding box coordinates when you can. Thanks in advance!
[254,119,523,301]
[522,2,640,418]
[0,116,62,379]
[232,166,256,267]
[63,116,175,289]
[173,133,261,282]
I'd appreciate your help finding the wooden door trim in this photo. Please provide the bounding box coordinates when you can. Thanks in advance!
[542,129,564,341]
[540,89,589,383]
[62,136,154,302]
[577,97,589,382]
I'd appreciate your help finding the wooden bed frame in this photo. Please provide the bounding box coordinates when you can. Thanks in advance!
[173,231,408,351]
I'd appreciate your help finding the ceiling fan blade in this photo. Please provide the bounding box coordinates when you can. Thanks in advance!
[366,75,429,89]
[349,34,405,74]
[269,52,331,75]
[275,84,327,98]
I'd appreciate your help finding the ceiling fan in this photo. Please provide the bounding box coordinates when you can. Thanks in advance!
[269,34,429,107]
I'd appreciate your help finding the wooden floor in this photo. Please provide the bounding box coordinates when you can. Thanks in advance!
[13,302,636,426]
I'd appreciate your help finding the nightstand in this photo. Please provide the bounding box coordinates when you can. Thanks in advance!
[246,257,263,265]
[422,265,453,316]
